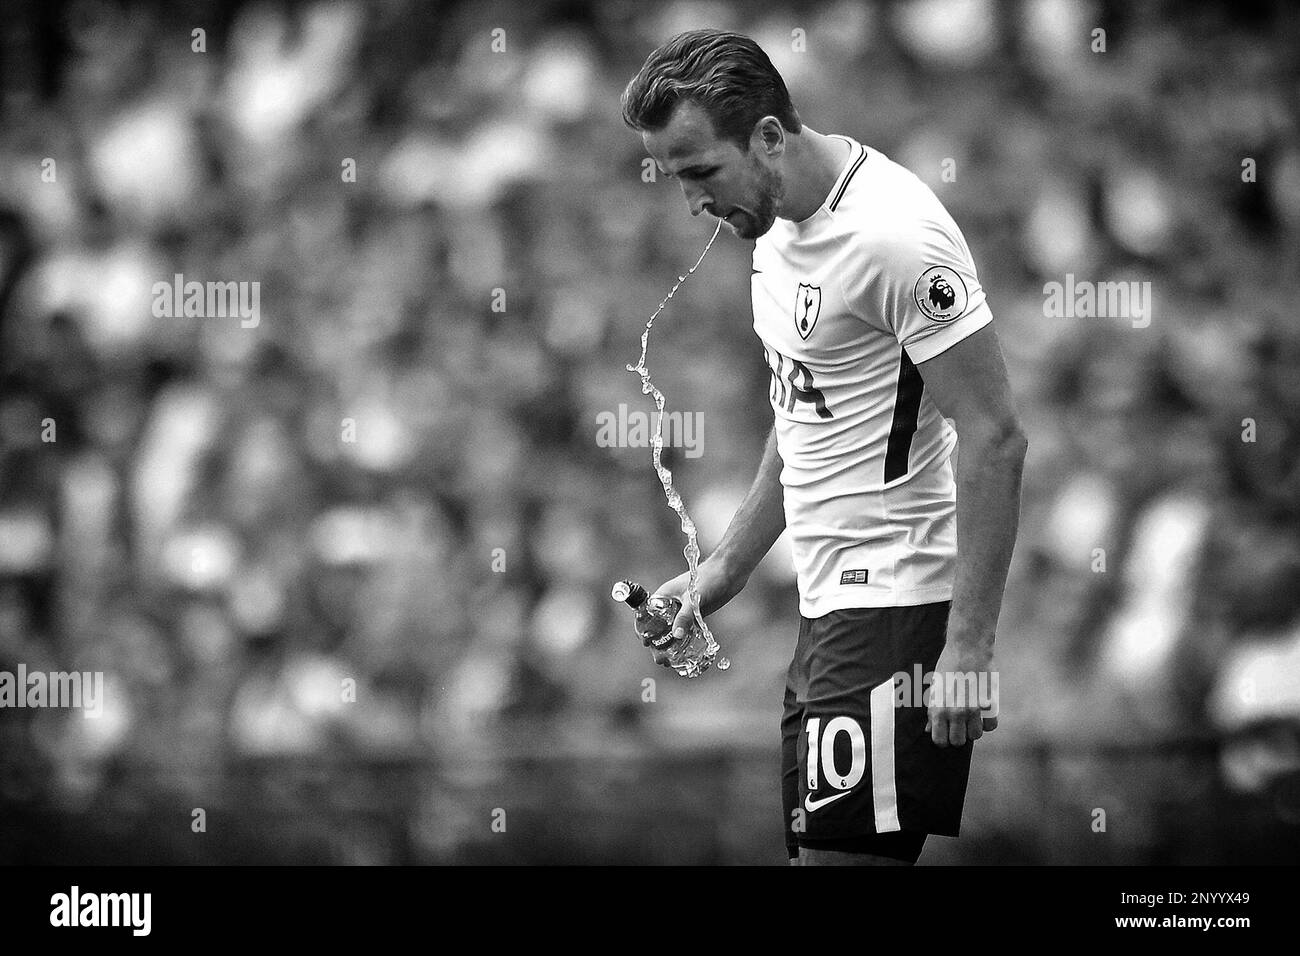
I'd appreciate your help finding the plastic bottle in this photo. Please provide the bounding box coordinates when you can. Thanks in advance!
[611,579,713,678]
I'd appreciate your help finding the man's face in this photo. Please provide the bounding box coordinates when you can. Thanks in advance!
[642,100,785,240]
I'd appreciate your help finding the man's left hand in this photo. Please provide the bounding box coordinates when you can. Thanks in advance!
[925,643,999,748]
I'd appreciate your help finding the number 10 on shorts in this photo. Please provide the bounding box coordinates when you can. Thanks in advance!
[805,716,867,792]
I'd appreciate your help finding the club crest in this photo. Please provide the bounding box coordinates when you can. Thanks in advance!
[794,283,822,340]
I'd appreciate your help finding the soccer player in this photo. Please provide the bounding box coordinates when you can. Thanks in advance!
[622,30,1027,866]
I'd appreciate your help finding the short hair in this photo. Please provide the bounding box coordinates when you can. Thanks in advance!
[621,29,802,151]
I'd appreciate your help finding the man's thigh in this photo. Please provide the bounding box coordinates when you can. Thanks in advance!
[780,602,973,860]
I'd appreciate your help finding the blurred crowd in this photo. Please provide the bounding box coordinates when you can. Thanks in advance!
[0,0,1297,863]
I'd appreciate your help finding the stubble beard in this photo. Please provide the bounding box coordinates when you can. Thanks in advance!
[734,165,784,240]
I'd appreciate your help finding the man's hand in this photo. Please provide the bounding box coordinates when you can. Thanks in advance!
[645,559,738,666]
[925,642,999,748]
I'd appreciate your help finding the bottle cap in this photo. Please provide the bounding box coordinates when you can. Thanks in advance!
[611,580,648,606]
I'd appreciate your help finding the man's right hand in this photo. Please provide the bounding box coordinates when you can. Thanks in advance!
[641,424,785,666]
[648,559,740,659]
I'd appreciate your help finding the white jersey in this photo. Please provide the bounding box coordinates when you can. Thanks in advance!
[751,135,993,618]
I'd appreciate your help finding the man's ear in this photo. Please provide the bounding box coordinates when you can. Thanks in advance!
[752,116,786,156]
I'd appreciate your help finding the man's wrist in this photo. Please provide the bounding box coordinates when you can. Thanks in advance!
[702,550,746,610]
[941,629,995,667]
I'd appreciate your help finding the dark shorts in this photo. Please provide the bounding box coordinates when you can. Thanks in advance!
[781,602,974,856]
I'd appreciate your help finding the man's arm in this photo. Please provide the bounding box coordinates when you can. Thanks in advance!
[653,424,785,639]
[704,424,786,611]
[914,323,1028,745]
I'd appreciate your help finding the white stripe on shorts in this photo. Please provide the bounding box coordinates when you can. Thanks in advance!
[869,678,901,832]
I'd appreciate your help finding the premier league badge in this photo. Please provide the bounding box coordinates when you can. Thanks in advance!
[914,266,967,322]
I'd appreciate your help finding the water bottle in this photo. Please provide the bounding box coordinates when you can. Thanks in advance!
[611,579,714,678]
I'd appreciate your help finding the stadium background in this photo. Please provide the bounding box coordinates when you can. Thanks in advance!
[0,0,1297,864]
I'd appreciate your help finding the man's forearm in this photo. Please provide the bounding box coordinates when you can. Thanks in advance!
[703,425,786,613]
[946,424,1027,661]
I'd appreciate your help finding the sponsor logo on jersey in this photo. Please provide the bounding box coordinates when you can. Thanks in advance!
[839,569,869,585]
[914,266,967,322]
[794,282,822,339]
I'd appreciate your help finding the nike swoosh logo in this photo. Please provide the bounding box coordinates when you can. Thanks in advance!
[804,791,851,813]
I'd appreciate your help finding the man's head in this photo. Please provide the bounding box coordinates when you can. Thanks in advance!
[621,30,802,239]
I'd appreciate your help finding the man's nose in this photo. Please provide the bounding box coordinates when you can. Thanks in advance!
[681,181,712,217]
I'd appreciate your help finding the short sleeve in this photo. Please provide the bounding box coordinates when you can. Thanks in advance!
[843,213,992,365]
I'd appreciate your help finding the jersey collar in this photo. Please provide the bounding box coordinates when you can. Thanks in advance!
[820,134,868,216]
